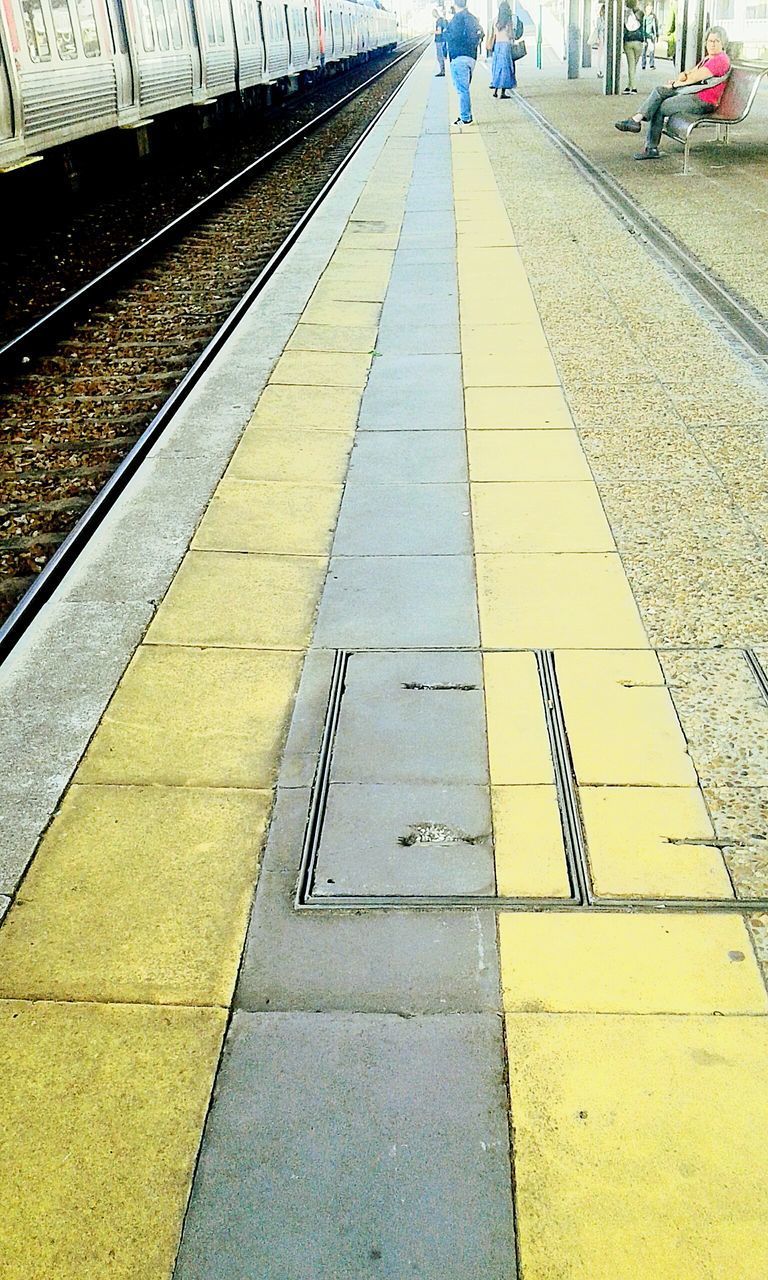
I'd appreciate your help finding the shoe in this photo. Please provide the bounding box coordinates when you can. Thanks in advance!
[492,89,498,96]
[615,118,641,132]
[500,90,509,98]
[622,86,632,93]
[435,71,445,76]
[597,71,603,77]
[453,117,473,126]
[630,87,638,93]
[634,146,660,159]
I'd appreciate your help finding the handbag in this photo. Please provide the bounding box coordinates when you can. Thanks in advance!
[511,36,527,58]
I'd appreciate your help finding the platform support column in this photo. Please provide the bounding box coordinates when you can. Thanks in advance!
[581,0,593,67]
[567,0,581,76]
[603,0,622,93]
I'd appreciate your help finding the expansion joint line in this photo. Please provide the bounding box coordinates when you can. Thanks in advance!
[535,650,592,907]
[295,649,350,908]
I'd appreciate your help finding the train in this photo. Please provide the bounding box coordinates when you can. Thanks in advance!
[0,0,398,171]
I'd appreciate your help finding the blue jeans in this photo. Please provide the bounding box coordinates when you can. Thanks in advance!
[450,55,475,122]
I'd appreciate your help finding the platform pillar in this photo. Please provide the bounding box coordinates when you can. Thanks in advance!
[567,0,581,76]
[581,0,593,67]
[603,0,622,93]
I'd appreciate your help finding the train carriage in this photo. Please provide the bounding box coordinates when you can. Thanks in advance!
[0,0,397,169]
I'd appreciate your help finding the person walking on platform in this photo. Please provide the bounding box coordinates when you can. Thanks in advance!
[615,25,731,159]
[641,1,659,69]
[622,0,643,93]
[487,1,524,98]
[446,0,485,125]
[433,6,449,76]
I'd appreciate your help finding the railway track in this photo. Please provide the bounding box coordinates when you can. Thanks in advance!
[0,41,425,652]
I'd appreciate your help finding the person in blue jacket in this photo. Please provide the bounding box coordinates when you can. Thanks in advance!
[446,0,485,125]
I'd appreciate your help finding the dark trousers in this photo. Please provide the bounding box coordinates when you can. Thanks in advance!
[639,85,714,147]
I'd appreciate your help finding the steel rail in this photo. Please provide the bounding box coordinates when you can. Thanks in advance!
[0,46,425,667]
[0,38,426,373]
[513,91,768,367]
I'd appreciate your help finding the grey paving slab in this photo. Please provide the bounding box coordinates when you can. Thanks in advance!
[379,288,459,331]
[347,430,468,484]
[405,193,456,213]
[313,554,479,648]
[332,482,471,555]
[359,354,464,432]
[377,320,460,354]
[236,788,501,1012]
[315,782,494,896]
[388,261,458,293]
[388,247,456,267]
[0,599,155,887]
[331,650,487,785]
[0,790,61,893]
[402,209,456,237]
[175,1011,515,1280]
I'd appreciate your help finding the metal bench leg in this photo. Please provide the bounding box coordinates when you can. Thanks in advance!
[683,138,690,175]
[724,123,730,145]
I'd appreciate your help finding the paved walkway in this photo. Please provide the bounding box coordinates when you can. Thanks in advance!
[1,52,768,1279]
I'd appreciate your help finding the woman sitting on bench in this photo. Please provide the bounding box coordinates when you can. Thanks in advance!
[614,26,730,159]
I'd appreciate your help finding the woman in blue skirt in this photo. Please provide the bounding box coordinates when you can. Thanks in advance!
[488,1,523,97]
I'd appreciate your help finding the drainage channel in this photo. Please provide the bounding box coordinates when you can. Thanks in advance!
[294,649,768,914]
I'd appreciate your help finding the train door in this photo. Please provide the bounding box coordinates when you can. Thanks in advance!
[103,0,136,112]
[0,17,15,141]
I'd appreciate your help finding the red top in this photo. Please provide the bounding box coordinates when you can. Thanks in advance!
[697,52,731,105]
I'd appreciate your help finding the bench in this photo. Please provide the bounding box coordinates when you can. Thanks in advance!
[663,63,768,174]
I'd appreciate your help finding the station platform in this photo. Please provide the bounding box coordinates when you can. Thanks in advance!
[2,48,768,1279]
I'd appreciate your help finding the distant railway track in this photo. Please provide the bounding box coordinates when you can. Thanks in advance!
[0,40,425,654]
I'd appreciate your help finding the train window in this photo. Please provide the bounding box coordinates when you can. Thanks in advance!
[50,0,78,57]
[152,0,169,47]
[21,0,52,59]
[75,0,101,54]
[167,0,183,46]
[139,0,155,48]
[211,0,225,40]
[745,1,767,14]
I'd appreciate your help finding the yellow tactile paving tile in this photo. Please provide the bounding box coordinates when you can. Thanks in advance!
[77,645,301,788]
[467,430,591,481]
[498,912,768,1013]
[506,1013,768,1279]
[309,278,390,304]
[268,349,372,388]
[145,550,326,649]
[0,1000,225,1279]
[192,479,342,555]
[465,386,574,430]
[286,323,379,353]
[492,785,571,898]
[457,224,517,248]
[246,382,363,429]
[461,321,551,348]
[556,649,697,785]
[459,293,542,326]
[227,427,354,484]
[298,298,383,329]
[581,786,735,899]
[471,482,615,553]
[476,553,649,649]
[0,785,270,1004]
[463,347,560,388]
[483,651,553,785]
